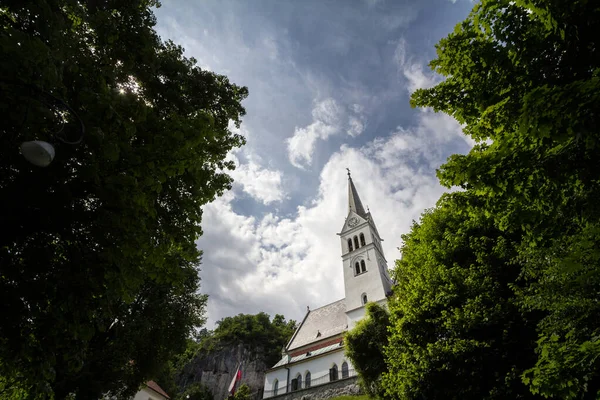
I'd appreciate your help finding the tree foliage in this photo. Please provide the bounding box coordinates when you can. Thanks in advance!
[154,313,296,399]
[382,0,600,399]
[232,383,252,400]
[382,193,539,400]
[345,302,390,398]
[200,313,297,367]
[180,382,214,400]
[0,0,247,398]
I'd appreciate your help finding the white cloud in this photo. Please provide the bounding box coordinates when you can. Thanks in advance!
[287,99,367,168]
[153,0,475,329]
[198,104,471,328]
[347,116,365,137]
[230,156,286,205]
[286,120,338,169]
[224,124,286,205]
[393,38,441,94]
[363,0,385,7]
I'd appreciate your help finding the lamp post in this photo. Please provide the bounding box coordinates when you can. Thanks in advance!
[2,81,85,167]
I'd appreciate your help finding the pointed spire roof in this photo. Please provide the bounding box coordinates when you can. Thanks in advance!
[347,169,367,218]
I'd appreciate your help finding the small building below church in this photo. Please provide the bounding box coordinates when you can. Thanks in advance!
[263,173,393,398]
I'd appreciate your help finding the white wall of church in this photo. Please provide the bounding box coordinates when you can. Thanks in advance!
[264,367,289,398]
[346,298,387,329]
[343,245,388,312]
[263,350,353,398]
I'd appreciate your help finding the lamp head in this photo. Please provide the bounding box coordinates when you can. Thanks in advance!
[20,140,56,167]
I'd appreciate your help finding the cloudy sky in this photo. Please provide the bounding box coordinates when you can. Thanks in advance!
[153,0,474,328]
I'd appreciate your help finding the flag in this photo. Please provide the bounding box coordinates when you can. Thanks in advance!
[228,363,242,396]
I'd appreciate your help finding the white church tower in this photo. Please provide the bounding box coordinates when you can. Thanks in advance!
[262,171,395,398]
[339,170,393,328]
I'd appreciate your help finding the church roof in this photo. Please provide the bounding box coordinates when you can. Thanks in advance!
[348,174,367,218]
[286,298,347,351]
[272,341,344,368]
[146,380,170,399]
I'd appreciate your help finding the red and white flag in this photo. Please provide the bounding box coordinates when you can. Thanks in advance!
[228,363,242,396]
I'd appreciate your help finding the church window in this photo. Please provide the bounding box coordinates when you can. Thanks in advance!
[329,364,339,381]
[347,238,353,252]
[355,262,360,275]
[296,373,302,390]
[362,293,368,304]
[305,371,311,388]
[342,361,349,378]
[360,260,366,273]
[353,236,359,249]
[273,379,279,396]
[360,233,366,247]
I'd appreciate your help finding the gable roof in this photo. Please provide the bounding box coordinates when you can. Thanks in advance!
[286,298,347,351]
[146,381,170,399]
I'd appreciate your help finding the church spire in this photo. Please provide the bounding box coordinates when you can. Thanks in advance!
[347,169,367,218]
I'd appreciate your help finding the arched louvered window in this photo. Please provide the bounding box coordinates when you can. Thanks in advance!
[360,233,366,246]
[347,238,353,252]
[305,371,311,388]
[353,236,359,249]
[360,260,366,273]
[342,361,349,378]
[355,262,360,275]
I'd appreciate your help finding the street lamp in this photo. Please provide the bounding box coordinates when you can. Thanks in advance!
[2,81,85,167]
[20,140,57,167]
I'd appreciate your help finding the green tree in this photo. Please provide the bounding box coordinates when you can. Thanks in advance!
[514,224,600,399]
[202,313,297,367]
[232,383,252,400]
[382,193,539,400]
[345,302,390,398]
[154,338,203,400]
[0,0,247,398]
[155,313,296,399]
[180,382,214,400]
[410,0,600,398]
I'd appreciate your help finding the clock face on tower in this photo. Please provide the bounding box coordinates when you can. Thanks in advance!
[348,217,359,227]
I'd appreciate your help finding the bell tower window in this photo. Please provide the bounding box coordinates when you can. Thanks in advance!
[355,262,360,275]
[353,236,359,249]
[347,238,353,252]
[360,233,366,246]
[360,260,366,273]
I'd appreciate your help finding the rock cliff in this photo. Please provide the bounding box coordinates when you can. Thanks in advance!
[177,344,270,400]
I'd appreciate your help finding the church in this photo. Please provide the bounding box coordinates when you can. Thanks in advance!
[262,172,394,398]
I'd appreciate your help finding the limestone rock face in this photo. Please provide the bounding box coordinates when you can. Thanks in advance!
[177,344,269,400]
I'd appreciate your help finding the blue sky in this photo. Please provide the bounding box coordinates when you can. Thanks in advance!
[153,0,474,327]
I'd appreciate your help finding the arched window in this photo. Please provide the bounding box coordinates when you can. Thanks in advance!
[347,238,353,252]
[353,236,359,249]
[305,371,311,388]
[342,361,349,378]
[273,379,279,396]
[360,233,366,247]
[355,262,360,275]
[329,364,339,381]
[360,260,366,273]
[362,293,368,304]
[295,373,302,390]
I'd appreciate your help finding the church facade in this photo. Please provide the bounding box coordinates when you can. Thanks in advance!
[262,173,393,398]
